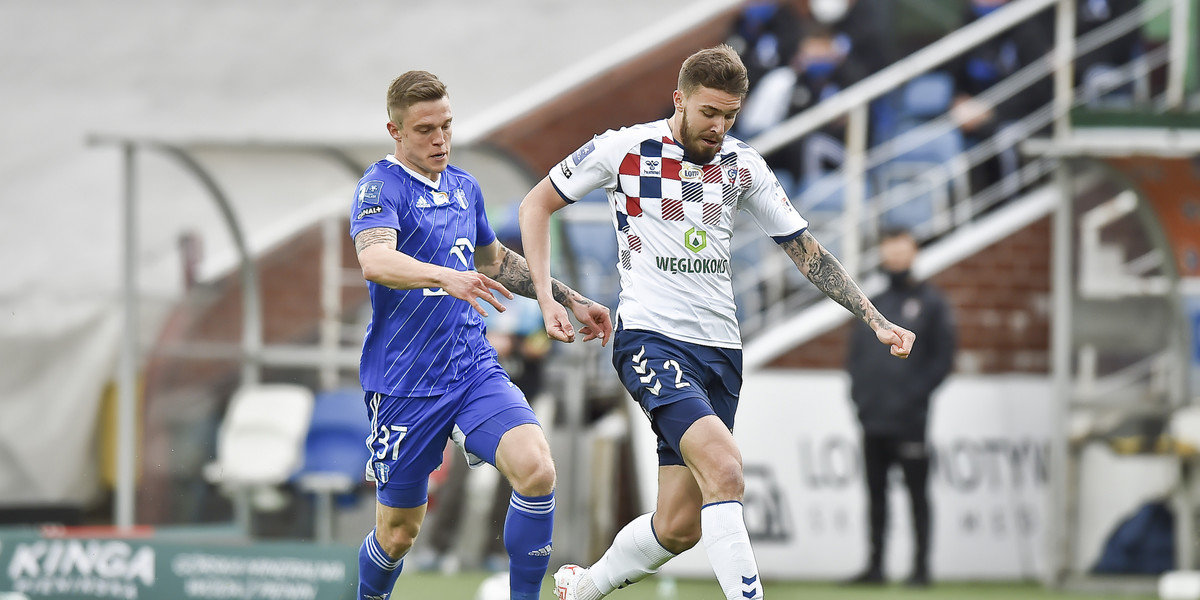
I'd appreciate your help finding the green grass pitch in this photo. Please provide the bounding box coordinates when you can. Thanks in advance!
[393,571,1159,599]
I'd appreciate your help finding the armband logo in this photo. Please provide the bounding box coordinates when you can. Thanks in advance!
[358,180,384,205]
[571,140,596,165]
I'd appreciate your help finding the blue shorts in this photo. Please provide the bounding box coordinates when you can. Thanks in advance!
[611,327,743,466]
[364,361,538,508]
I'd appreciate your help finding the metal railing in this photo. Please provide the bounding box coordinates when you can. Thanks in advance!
[729,0,1190,341]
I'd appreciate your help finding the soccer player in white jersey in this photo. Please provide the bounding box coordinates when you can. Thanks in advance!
[349,71,612,600]
[519,46,916,600]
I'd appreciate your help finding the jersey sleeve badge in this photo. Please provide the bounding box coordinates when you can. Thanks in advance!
[358,180,384,205]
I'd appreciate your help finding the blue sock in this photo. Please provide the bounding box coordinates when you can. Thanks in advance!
[504,490,555,600]
[357,528,403,600]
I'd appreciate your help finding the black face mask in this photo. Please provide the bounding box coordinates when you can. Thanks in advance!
[885,269,912,290]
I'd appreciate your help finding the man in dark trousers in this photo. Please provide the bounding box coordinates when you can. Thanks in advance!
[846,227,956,587]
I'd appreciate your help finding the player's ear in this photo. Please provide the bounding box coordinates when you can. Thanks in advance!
[673,90,684,113]
[386,121,402,141]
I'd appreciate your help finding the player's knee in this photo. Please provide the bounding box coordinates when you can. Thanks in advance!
[509,455,556,497]
[377,520,421,559]
[655,514,701,553]
[699,458,745,501]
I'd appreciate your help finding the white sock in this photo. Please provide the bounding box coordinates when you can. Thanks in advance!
[701,501,763,600]
[578,512,676,600]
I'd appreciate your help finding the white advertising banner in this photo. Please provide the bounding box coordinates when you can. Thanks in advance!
[631,371,1053,580]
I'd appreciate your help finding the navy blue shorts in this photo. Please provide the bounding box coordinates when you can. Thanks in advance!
[364,361,538,508]
[611,328,743,466]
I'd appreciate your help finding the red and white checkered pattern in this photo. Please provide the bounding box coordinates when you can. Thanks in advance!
[547,119,807,348]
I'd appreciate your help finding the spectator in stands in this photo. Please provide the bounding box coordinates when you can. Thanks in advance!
[844,226,956,588]
[1075,0,1142,104]
[734,0,892,188]
[948,0,1054,196]
[726,1,801,91]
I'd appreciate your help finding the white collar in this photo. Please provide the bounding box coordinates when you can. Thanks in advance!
[386,154,441,188]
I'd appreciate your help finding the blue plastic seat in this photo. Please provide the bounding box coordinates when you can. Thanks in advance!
[295,388,372,542]
[899,71,955,123]
[876,94,967,232]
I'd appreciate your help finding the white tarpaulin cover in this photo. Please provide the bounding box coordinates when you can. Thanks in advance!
[0,0,712,508]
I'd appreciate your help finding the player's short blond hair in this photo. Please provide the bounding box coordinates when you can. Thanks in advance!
[386,71,448,125]
[677,44,749,98]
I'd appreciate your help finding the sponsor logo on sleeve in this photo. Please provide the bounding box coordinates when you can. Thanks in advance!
[571,140,596,165]
[560,160,573,179]
[356,205,382,220]
[358,180,383,205]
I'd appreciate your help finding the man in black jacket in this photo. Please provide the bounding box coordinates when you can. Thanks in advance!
[845,227,956,587]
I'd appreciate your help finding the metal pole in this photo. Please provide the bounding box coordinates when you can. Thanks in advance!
[157,145,262,386]
[1047,163,1074,587]
[1166,0,1191,109]
[116,143,139,529]
[1046,0,1076,586]
[1053,0,1077,140]
[842,103,868,277]
[320,216,341,390]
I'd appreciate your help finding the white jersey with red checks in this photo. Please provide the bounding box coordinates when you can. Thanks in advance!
[548,119,808,349]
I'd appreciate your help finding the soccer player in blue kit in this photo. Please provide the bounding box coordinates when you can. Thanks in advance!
[349,70,612,600]
[520,46,916,600]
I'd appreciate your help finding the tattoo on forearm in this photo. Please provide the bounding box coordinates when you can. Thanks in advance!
[354,227,396,254]
[495,248,538,298]
[783,232,889,331]
[495,245,592,308]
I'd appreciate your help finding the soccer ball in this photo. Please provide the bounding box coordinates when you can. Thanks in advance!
[474,571,509,600]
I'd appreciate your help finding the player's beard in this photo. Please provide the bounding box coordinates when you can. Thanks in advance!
[678,112,722,164]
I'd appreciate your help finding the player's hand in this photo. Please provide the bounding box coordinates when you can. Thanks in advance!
[440,270,512,317]
[568,295,613,346]
[538,299,576,343]
[876,323,915,358]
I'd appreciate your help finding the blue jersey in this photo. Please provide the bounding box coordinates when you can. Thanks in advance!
[349,156,499,397]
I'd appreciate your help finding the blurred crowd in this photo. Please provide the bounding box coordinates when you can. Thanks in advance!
[724,0,1146,232]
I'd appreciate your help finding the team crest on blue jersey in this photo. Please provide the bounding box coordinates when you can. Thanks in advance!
[358,180,384,205]
[373,462,391,484]
[431,191,450,206]
[572,140,596,165]
[453,188,468,209]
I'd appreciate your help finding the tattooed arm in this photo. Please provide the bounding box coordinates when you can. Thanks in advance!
[780,231,915,357]
[516,177,614,345]
[476,238,612,345]
[354,226,509,317]
[477,240,582,305]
